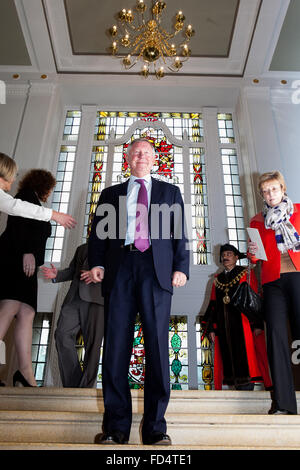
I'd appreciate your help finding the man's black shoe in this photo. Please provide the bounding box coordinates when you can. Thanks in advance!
[268,409,292,415]
[143,433,172,445]
[95,431,128,445]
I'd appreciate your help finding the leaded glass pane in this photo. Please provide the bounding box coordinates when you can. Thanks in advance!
[85,111,208,246]
[63,111,82,141]
[45,111,81,263]
[196,319,214,390]
[94,316,188,389]
[217,113,235,144]
[94,111,204,142]
[32,313,52,386]
[220,147,247,262]
[190,148,210,265]
[86,110,211,260]
[112,130,183,193]
[169,316,188,390]
[129,317,145,389]
[83,146,108,239]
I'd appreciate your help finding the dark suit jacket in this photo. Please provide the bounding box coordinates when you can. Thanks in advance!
[55,243,104,306]
[88,177,190,295]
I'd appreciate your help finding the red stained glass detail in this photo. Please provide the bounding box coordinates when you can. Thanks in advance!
[193,164,203,183]
[139,112,159,122]
[129,324,145,389]
[122,136,174,179]
[196,231,206,250]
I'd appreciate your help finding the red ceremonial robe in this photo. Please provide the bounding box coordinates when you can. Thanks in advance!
[203,266,272,390]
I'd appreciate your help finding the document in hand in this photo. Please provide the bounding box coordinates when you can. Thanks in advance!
[247,227,268,261]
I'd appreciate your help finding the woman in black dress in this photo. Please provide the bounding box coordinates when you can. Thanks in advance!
[0,169,56,386]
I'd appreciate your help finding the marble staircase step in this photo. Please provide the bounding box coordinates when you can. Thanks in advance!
[1,410,300,448]
[1,388,300,449]
[0,387,277,414]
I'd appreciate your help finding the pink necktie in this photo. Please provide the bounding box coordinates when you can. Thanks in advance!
[134,179,150,252]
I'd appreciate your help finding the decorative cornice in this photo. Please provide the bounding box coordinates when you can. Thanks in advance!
[6,84,30,96]
[270,88,296,105]
[242,85,271,100]
[6,81,58,97]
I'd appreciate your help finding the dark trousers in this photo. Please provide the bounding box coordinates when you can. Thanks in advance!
[102,249,172,442]
[235,383,255,391]
[55,293,104,387]
[263,272,300,414]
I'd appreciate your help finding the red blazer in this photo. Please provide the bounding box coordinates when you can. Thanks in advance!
[249,203,300,285]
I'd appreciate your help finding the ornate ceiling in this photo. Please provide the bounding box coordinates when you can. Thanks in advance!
[0,0,299,83]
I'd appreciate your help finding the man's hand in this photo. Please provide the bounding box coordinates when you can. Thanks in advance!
[172,271,187,288]
[80,270,94,285]
[41,263,57,280]
[90,267,105,283]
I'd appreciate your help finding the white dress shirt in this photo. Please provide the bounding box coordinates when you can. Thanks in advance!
[0,188,52,221]
[125,174,152,245]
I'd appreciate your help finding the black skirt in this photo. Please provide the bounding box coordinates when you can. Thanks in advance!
[0,251,38,311]
[0,189,51,311]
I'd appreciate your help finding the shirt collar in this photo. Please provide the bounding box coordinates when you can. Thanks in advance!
[129,174,152,184]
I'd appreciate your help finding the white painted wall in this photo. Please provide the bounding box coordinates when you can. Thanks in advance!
[270,88,300,202]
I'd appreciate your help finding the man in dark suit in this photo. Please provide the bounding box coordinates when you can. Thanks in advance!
[42,243,104,388]
[88,138,190,446]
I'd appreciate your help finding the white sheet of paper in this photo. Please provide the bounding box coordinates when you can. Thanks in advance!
[247,227,268,261]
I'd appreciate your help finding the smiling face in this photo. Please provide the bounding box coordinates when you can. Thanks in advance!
[260,179,285,207]
[126,140,156,178]
[221,250,239,271]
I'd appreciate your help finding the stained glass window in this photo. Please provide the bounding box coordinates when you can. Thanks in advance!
[83,146,108,239]
[196,319,214,390]
[92,110,191,195]
[32,312,52,386]
[221,148,247,256]
[94,316,188,389]
[129,317,146,389]
[63,111,81,141]
[45,111,81,262]
[190,148,210,265]
[85,110,209,265]
[112,132,183,190]
[94,111,204,142]
[217,113,235,144]
[217,113,247,259]
[169,316,188,390]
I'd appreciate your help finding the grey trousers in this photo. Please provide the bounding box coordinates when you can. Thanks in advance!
[55,293,104,388]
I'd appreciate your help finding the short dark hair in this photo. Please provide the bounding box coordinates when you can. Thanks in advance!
[18,169,56,200]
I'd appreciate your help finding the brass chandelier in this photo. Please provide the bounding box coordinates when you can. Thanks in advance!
[109,0,195,79]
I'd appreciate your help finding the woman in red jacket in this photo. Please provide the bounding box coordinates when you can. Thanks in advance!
[249,171,300,415]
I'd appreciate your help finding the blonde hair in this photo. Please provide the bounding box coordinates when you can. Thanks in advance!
[258,171,287,196]
[0,153,17,182]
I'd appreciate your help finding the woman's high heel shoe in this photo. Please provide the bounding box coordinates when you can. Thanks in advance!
[13,370,35,387]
